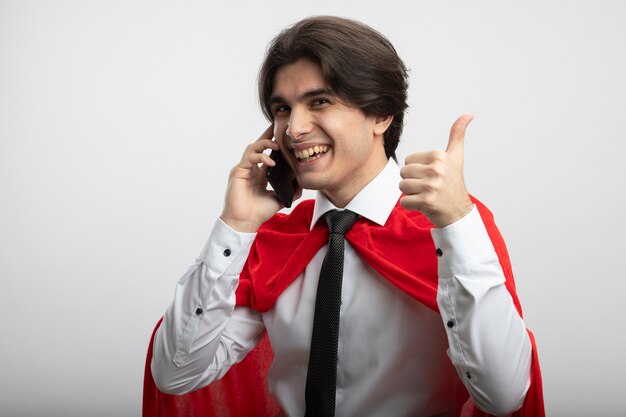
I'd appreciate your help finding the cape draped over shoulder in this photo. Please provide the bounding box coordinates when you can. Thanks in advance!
[143,197,544,417]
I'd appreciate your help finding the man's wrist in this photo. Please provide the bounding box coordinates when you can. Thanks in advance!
[430,205,501,277]
[197,218,257,276]
[431,198,474,228]
[219,215,262,233]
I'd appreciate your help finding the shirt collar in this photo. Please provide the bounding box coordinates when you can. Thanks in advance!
[310,159,402,230]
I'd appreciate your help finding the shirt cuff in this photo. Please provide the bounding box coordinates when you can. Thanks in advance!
[430,205,499,277]
[197,218,257,276]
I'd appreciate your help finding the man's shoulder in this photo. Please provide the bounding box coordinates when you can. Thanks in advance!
[258,199,316,234]
[386,199,435,230]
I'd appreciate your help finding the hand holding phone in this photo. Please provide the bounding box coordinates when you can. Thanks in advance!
[266,148,298,208]
[221,125,286,233]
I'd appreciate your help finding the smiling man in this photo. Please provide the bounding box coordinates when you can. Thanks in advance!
[267,62,389,209]
[147,16,544,417]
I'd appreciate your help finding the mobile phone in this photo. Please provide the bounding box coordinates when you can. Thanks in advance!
[266,149,298,208]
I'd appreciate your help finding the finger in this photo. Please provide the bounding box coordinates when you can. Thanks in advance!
[399,194,429,212]
[252,152,276,167]
[445,113,474,155]
[241,151,276,169]
[238,145,276,169]
[248,138,279,153]
[240,140,278,164]
[399,194,418,208]
[400,164,433,179]
[404,150,446,165]
[398,178,430,195]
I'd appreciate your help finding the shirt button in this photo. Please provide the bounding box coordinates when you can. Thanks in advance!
[447,320,455,328]
[223,249,231,257]
[436,248,443,257]
[195,308,203,315]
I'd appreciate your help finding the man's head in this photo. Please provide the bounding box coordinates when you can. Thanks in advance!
[258,16,409,161]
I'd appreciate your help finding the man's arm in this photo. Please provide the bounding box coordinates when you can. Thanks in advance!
[151,219,265,394]
[400,114,531,414]
[152,125,291,394]
[432,206,531,415]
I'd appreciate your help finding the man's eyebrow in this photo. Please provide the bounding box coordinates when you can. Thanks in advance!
[268,88,334,106]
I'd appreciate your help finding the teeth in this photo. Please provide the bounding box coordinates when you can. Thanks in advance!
[294,145,329,160]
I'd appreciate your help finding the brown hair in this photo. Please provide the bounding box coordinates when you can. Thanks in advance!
[258,16,409,160]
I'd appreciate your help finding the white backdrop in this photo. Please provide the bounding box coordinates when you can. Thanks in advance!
[1,1,625,416]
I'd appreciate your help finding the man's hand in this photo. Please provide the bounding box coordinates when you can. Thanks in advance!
[220,125,295,233]
[399,113,474,228]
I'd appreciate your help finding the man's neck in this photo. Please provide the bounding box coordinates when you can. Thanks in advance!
[320,157,389,208]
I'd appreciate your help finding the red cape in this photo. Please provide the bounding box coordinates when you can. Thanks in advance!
[144,197,544,417]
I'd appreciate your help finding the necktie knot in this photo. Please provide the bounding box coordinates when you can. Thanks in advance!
[325,209,358,236]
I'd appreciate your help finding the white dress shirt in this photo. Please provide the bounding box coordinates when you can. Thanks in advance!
[152,160,532,417]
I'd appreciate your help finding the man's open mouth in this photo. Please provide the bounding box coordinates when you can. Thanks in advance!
[294,145,329,162]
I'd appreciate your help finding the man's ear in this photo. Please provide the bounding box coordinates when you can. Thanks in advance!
[373,115,394,136]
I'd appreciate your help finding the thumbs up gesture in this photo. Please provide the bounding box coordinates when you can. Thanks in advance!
[399,113,475,228]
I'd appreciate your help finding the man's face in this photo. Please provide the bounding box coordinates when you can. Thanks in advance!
[270,58,388,207]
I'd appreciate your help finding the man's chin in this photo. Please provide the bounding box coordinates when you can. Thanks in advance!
[296,177,326,192]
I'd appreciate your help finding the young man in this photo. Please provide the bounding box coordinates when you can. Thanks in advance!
[146,16,543,417]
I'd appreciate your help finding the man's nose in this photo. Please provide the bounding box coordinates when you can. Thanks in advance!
[285,107,312,141]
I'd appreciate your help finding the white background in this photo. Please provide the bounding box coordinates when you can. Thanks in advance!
[1,1,625,416]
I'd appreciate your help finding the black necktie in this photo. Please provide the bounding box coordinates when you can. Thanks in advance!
[305,209,359,417]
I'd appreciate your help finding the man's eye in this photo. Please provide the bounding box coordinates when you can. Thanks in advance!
[312,98,329,106]
[273,105,290,116]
